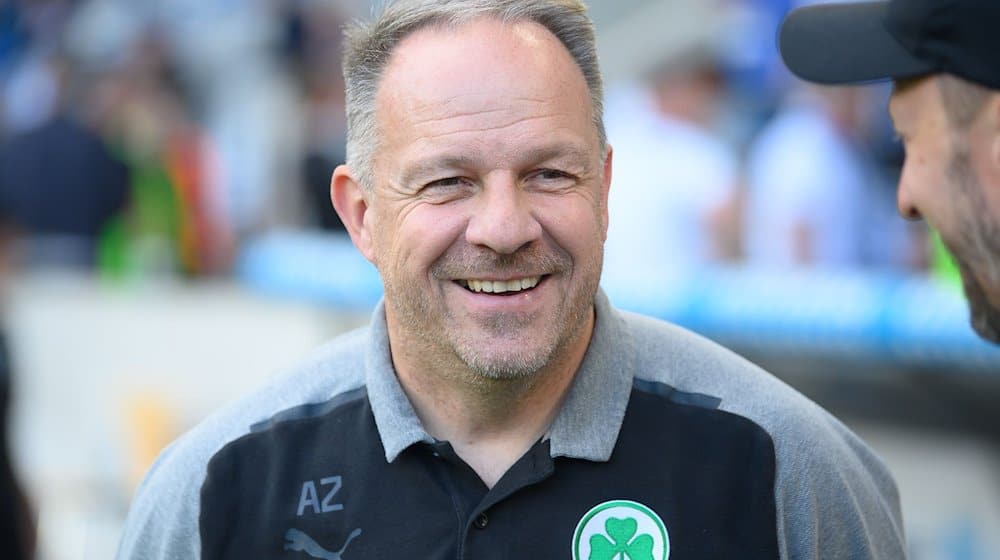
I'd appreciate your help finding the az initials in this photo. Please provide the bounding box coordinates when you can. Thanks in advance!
[297,476,343,516]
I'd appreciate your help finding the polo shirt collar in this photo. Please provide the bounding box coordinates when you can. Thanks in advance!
[545,289,634,461]
[365,289,636,464]
[365,301,435,462]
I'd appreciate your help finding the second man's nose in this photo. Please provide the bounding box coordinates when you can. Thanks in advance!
[896,175,922,221]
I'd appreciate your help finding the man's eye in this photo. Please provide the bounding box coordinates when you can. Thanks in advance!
[533,169,572,181]
[425,177,467,189]
[420,177,473,202]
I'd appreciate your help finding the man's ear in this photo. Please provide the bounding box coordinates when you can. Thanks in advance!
[331,165,376,264]
[600,144,613,240]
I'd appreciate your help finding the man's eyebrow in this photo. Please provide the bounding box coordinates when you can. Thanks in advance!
[397,154,478,187]
[522,144,593,168]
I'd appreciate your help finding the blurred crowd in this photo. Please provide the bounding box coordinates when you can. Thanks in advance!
[0,0,940,284]
[0,3,366,554]
[0,0,369,280]
[601,0,934,291]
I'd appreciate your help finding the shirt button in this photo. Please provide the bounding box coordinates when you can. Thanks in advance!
[473,513,489,529]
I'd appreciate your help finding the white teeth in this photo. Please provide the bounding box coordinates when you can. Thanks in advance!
[492,280,516,294]
[462,276,541,294]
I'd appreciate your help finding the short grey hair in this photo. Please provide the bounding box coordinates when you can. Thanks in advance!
[342,0,606,190]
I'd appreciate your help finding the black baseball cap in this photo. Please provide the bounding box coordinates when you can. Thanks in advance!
[779,0,1000,90]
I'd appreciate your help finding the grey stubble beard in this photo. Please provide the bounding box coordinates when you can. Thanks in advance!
[946,144,1000,343]
[383,240,602,381]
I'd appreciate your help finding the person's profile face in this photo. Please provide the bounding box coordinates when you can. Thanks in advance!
[363,18,612,377]
[890,77,1000,342]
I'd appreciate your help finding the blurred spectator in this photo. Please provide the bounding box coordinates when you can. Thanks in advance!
[0,52,128,268]
[67,0,304,247]
[603,45,740,287]
[0,205,33,559]
[715,0,796,141]
[89,32,230,277]
[0,0,75,73]
[0,2,29,77]
[281,1,348,233]
[2,52,59,134]
[0,326,34,560]
[743,85,920,270]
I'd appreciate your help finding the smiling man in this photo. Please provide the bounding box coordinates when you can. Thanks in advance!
[117,1,904,559]
[780,0,1000,343]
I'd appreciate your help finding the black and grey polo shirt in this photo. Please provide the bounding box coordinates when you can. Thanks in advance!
[117,291,906,560]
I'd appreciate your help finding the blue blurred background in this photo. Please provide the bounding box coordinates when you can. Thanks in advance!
[0,0,998,558]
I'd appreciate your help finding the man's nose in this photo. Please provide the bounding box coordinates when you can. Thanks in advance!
[465,175,542,254]
[896,173,922,221]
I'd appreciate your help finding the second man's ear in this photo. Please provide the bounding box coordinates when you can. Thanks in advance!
[331,165,377,264]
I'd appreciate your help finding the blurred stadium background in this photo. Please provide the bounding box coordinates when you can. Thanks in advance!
[0,0,998,558]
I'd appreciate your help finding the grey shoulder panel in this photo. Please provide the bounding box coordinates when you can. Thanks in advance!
[620,309,906,560]
[117,326,371,560]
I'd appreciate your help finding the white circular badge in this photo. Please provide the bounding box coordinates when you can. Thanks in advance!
[571,500,669,560]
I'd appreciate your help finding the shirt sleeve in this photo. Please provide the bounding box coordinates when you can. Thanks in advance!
[772,410,907,559]
[116,438,205,560]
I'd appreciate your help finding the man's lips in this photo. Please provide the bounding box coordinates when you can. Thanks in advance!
[454,275,545,294]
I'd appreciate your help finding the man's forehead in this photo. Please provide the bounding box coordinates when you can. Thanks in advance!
[374,16,592,134]
[377,18,584,107]
[383,17,563,78]
[887,89,901,127]
[889,76,928,123]
[892,74,958,133]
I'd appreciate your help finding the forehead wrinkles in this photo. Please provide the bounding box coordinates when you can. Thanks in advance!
[378,65,583,138]
[379,91,591,175]
[408,97,567,146]
[411,92,554,123]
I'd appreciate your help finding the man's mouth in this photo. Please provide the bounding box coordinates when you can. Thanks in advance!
[456,276,542,294]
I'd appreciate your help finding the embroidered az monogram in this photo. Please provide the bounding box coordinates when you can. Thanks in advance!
[298,476,344,516]
[284,528,362,560]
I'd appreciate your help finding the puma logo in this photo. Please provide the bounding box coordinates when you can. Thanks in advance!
[284,528,362,560]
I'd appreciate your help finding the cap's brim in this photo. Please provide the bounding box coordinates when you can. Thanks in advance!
[779,1,935,85]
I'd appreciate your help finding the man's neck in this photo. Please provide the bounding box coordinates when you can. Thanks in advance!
[388,311,594,488]
[401,364,575,487]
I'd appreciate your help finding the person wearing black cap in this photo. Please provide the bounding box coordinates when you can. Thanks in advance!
[780,0,1000,344]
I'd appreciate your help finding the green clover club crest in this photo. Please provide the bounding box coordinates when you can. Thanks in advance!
[589,517,654,560]
[572,500,669,560]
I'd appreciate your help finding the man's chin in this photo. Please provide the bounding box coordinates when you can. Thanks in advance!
[958,264,1000,344]
[457,345,550,381]
[969,301,1000,344]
